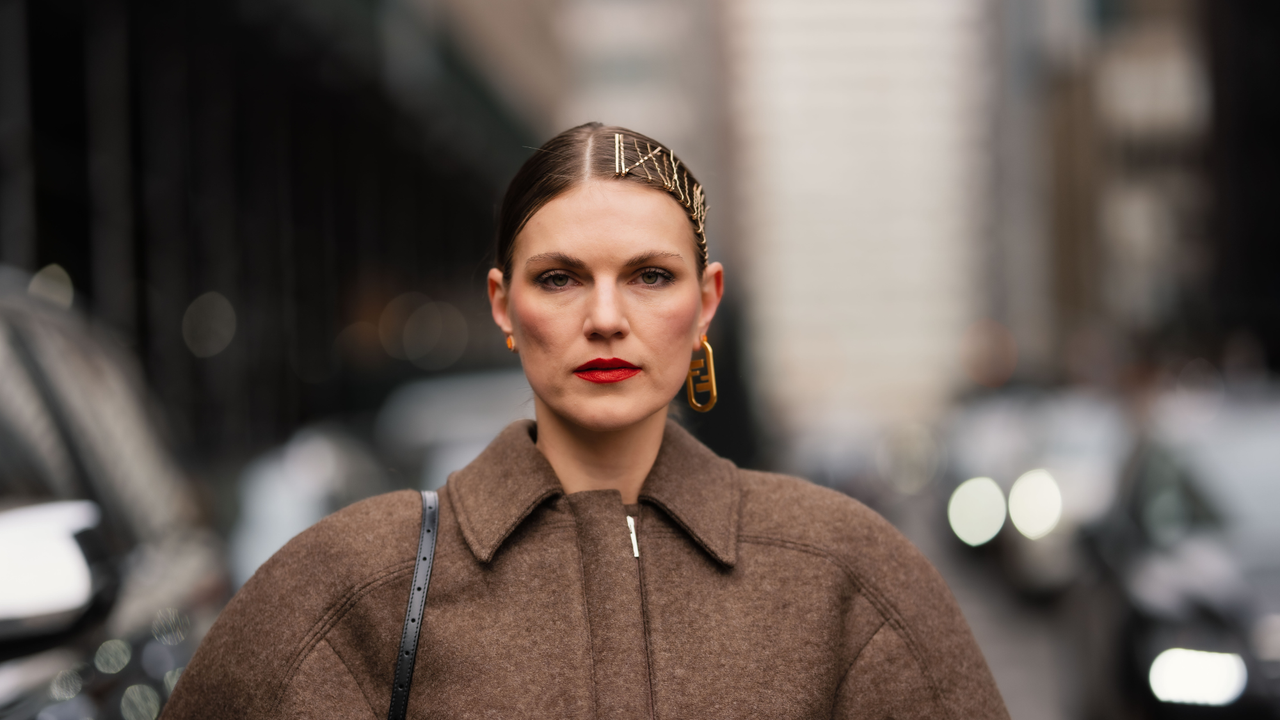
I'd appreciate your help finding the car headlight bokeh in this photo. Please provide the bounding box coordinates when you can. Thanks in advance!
[0,501,101,626]
[948,477,1006,547]
[1148,647,1247,706]
[1008,469,1062,540]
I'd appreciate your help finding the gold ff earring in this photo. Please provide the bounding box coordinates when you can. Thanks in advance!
[686,334,717,412]
[506,336,515,352]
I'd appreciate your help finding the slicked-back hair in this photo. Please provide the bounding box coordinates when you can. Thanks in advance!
[494,122,706,284]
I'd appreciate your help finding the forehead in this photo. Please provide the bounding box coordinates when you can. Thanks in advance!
[515,180,697,264]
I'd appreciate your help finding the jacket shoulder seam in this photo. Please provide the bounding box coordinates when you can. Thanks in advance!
[831,618,890,708]
[738,534,955,719]
[267,560,415,714]
[279,638,380,720]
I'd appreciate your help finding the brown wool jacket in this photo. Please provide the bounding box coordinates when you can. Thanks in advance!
[164,420,1008,720]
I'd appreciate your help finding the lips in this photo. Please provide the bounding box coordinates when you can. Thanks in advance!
[573,357,641,384]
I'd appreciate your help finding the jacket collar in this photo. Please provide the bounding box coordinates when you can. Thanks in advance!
[449,419,740,567]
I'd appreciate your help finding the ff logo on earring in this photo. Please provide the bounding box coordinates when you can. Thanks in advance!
[686,334,717,412]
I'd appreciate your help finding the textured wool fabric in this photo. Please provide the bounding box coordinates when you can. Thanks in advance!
[164,420,1008,720]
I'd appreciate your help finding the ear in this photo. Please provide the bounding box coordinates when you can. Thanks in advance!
[488,267,514,335]
[694,261,725,350]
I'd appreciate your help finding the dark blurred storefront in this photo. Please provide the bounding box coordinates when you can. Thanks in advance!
[1206,2,1280,372]
[1023,0,1280,385]
[0,0,534,468]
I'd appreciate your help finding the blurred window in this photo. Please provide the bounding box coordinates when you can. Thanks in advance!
[1132,446,1220,548]
[0,321,67,506]
[0,415,57,504]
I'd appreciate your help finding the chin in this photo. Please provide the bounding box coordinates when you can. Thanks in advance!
[550,394,667,433]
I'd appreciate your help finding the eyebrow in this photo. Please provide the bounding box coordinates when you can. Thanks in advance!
[623,251,683,266]
[525,252,587,270]
[524,250,683,270]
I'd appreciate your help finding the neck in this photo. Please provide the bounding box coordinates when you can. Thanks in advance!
[533,401,668,504]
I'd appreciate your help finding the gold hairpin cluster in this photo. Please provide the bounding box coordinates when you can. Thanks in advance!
[614,133,708,262]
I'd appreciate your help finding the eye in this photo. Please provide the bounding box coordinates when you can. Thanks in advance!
[633,267,674,287]
[535,270,577,289]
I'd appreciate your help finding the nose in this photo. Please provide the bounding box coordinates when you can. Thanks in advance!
[582,282,629,340]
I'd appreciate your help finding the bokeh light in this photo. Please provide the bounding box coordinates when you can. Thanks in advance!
[409,302,468,371]
[1148,648,1247,706]
[27,264,74,309]
[379,292,429,360]
[49,668,82,701]
[151,608,190,646]
[121,684,161,720]
[948,477,1006,547]
[875,423,940,496]
[181,292,237,358]
[403,302,441,362]
[94,639,131,674]
[164,667,184,696]
[1008,469,1063,540]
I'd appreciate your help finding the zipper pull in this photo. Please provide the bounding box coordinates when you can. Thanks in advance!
[626,516,639,558]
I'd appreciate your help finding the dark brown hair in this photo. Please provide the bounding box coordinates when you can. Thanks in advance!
[494,122,707,284]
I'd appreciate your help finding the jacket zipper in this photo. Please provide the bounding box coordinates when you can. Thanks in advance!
[627,514,656,718]
[627,515,640,557]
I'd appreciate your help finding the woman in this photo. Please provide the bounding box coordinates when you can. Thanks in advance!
[165,123,1008,719]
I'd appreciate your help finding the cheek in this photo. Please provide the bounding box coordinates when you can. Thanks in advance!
[652,301,700,345]
[636,293,702,372]
[509,290,571,352]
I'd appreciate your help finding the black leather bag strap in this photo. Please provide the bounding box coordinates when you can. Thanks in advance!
[387,490,438,720]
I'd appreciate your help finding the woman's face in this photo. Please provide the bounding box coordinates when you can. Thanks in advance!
[488,180,724,432]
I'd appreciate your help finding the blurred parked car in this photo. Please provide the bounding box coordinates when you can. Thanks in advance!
[0,268,228,720]
[943,389,1132,595]
[227,369,532,589]
[228,427,390,588]
[375,369,534,490]
[1072,391,1280,719]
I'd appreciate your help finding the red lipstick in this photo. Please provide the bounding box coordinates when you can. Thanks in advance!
[574,358,641,384]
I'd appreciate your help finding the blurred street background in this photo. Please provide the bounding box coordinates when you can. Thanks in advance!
[2,0,1280,718]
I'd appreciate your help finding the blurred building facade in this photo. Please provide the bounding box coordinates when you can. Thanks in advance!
[0,0,537,470]
[724,0,991,477]
[1040,0,1213,384]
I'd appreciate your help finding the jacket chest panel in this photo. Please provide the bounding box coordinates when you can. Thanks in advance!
[414,525,597,719]
[638,535,861,720]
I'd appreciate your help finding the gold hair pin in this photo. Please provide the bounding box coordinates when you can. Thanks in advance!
[613,132,708,262]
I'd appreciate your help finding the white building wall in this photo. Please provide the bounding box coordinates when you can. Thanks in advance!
[725,0,990,454]
[552,0,723,190]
